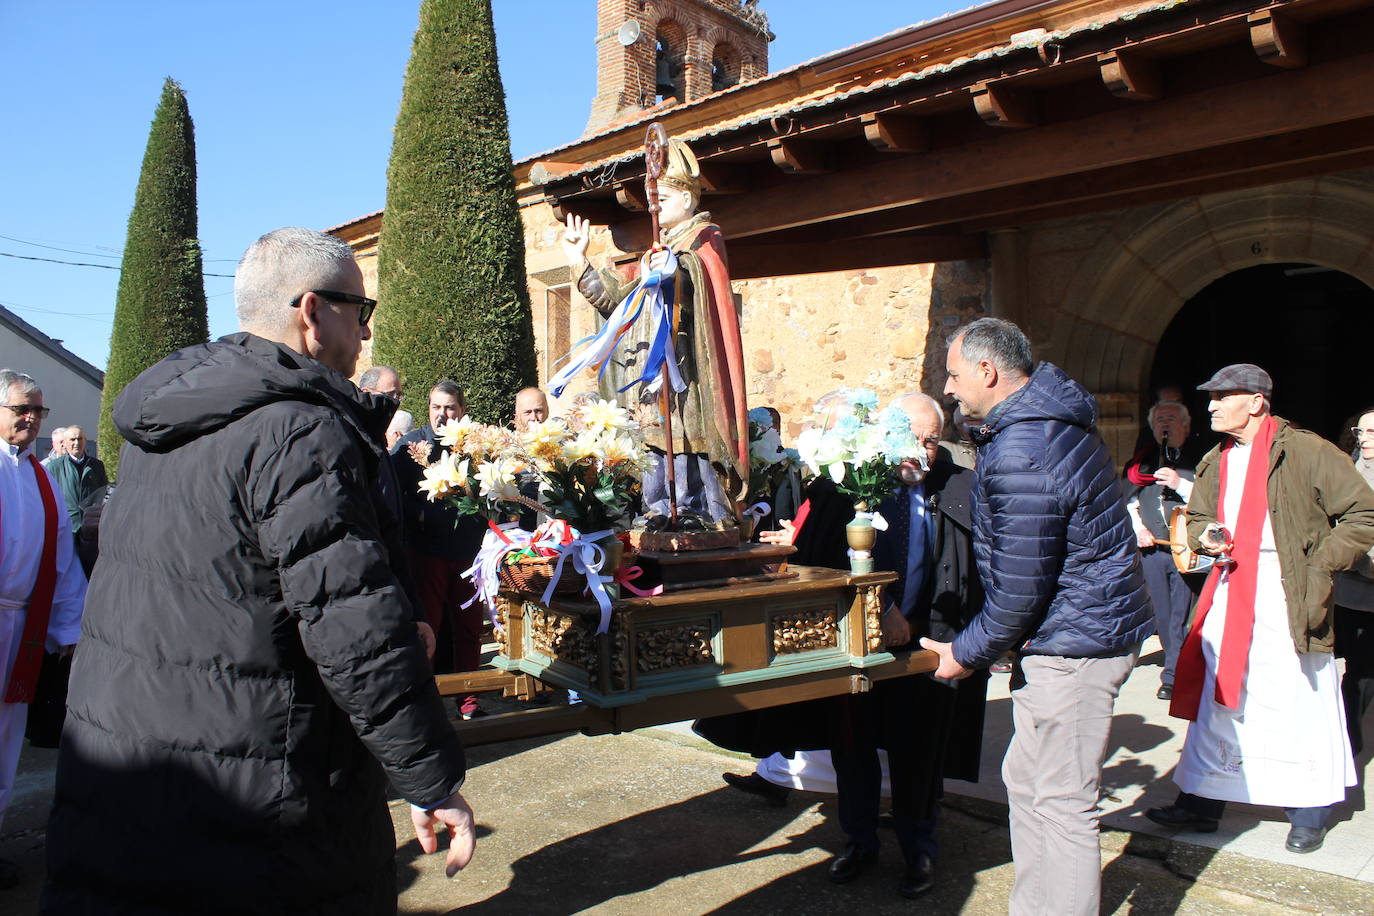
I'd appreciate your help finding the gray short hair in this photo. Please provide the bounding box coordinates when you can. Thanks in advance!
[890,392,945,429]
[1147,400,1190,427]
[0,368,40,402]
[358,365,398,391]
[234,227,358,335]
[950,317,1032,377]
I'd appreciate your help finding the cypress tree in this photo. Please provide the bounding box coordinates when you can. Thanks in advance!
[375,0,537,425]
[99,77,208,477]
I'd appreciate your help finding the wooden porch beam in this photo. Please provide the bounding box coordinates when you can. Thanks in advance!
[706,51,1374,240]
[779,115,1374,243]
[971,81,1037,128]
[961,146,1374,232]
[1249,9,1307,69]
[767,136,834,174]
[861,111,931,153]
[1098,51,1162,101]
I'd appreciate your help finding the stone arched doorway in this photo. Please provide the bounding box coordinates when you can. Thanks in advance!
[1152,264,1374,444]
[1047,170,1374,456]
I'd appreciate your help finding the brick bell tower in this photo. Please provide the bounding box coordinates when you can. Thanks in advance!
[585,0,773,134]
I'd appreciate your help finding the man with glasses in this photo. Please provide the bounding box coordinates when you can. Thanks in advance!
[0,370,86,892]
[1124,400,1200,700]
[827,392,987,899]
[1146,364,1374,854]
[45,228,473,912]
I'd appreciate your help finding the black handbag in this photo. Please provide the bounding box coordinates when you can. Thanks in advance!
[24,651,72,749]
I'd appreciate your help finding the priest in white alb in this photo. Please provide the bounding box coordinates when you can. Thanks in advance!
[1146,363,1374,854]
[0,369,86,890]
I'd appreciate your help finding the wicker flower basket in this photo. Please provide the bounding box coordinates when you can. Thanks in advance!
[497,555,586,596]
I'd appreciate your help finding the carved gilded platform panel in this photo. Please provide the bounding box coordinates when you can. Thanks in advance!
[769,606,840,657]
[635,618,717,674]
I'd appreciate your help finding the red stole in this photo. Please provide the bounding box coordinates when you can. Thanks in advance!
[3,454,61,704]
[1169,415,1276,721]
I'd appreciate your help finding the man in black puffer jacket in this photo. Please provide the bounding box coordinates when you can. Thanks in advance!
[922,318,1152,916]
[44,228,473,915]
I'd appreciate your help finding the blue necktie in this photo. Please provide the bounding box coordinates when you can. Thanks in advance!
[900,484,927,618]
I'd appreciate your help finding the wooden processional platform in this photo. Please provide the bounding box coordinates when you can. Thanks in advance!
[435,562,937,747]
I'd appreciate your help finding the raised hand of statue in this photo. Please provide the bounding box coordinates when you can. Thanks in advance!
[562,214,591,270]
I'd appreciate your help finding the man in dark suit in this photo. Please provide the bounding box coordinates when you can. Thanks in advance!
[827,393,987,900]
[392,380,489,716]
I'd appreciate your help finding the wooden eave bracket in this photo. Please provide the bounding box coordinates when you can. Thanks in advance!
[1249,9,1307,68]
[971,81,1037,128]
[544,194,568,222]
[698,162,748,195]
[1099,50,1162,101]
[768,136,833,174]
[614,182,649,211]
[861,111,931,153]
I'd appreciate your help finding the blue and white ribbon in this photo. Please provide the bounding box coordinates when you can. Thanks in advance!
[462,523,528,629]
[742,501,771,522]
[541,529,617,635]
[549,250,686,398]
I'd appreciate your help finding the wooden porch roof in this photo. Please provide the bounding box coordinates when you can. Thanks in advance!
[528,0,1374,278]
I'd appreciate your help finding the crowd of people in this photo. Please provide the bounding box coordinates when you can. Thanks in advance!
[1,226,1372,914]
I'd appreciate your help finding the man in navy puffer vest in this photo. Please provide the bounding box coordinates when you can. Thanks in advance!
[921,318,1152,916]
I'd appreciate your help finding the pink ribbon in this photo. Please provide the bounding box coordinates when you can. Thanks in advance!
[614,565,663,598]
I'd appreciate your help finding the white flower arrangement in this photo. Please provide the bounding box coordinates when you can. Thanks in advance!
[794,388,917,511]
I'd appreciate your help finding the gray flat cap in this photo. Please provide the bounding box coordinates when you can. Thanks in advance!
[1197,363,1273,398]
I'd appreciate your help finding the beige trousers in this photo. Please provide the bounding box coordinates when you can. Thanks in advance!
[1004,651,1137,916]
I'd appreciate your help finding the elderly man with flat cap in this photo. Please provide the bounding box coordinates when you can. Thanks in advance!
[1147,363,1374,853]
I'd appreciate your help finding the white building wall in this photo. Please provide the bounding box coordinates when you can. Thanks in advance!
[0,330,102,456]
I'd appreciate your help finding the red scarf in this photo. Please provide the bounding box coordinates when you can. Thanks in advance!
[1169,415,1276,720]
[3,454,61,704]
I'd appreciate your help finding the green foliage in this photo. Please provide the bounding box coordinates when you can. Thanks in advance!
[375,0,536,426]
[99,78,208,478]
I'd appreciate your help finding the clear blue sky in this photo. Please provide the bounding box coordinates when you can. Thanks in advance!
[1,0,954,371]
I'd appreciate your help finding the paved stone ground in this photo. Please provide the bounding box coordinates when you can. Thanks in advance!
[5,634,1372,914]
[389,730,1372,915]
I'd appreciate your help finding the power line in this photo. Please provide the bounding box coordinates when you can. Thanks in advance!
[0,232,239,263]
[0,300,114,323]
[0,233,121,259]
[0,250,234,277]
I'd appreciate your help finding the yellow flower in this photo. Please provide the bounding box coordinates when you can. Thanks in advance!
[528,436,564,471]
[436,415,475,450]
[419,451,469,501]
[562,430,603,463]
[522,418,567,448]
[577,398,629,433]
[600,434,639,468]
[473,458,520,500]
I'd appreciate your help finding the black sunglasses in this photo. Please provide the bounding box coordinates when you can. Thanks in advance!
[289,289,377,326]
